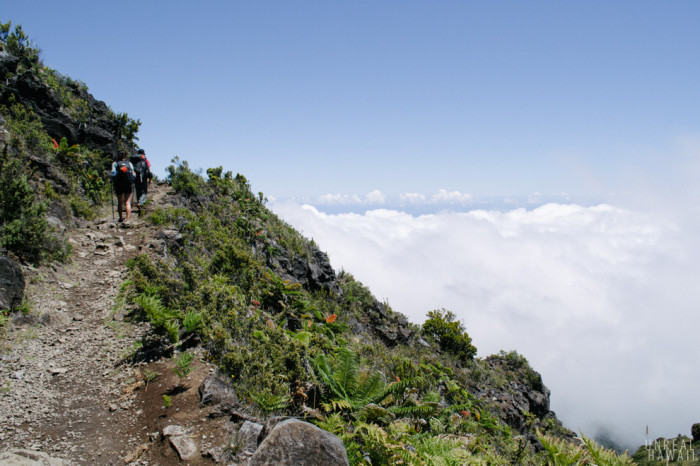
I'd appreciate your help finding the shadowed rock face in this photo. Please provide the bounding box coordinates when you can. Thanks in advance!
[248,418,349,466]
[267,241,340,295]
[0,254,24,311]
[0,53,117,156]
[266,241,414,346]
[472,355,563,440]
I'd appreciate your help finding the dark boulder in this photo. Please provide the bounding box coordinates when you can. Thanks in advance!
[0,54,20,78]
[267,242,340,294]
[13,71,61,113]
[471,355,565,437]
[42,116,78,145]
[307,247,338,291]
[199,375,239,409]
[78,124,112,150]
[0,253,24,311]
[26,153,72,194]
[368,300,414,347]
[237,420,264,456]
[248,418,349,466]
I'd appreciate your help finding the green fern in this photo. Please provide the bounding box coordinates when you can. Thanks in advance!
[164,319,180,344]
[373,378,424,405]
[537,429,636,465]
[538,432,586,465]
[135,294,178,330]
[580,433,634,465]
[414,434,475,465]
[313,348,386,413]
[172,351,194,379]
[353,422,416,465]
[321,399,354,413]
[390,402,442,420]
[354,371,384,406]
[251,389,290,414]
[352,403,396,425]
[314,412,348,436]
[183,310,203,333]
[334,347,360,400]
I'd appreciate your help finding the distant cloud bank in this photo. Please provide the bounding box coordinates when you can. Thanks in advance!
[314,188,473,206]
[271,199,700,450]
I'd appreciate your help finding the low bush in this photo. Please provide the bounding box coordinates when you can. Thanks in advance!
[422,309,477,363]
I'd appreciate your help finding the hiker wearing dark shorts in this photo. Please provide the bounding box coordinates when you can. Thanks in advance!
[111,150,135,223]
[132,148,152,211]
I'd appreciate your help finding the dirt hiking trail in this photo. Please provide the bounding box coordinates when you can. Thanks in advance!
[0,183,225,465]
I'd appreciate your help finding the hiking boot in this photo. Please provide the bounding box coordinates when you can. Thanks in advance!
[118,217,123,223]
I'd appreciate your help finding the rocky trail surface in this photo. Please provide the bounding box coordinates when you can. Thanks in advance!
[0,183,208,465]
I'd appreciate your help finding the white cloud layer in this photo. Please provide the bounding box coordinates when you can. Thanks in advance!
[271,200,700,449]
[316,189,473,206]
[431,188,473,203]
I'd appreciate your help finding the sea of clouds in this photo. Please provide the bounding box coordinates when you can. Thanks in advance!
[271,192,700,450]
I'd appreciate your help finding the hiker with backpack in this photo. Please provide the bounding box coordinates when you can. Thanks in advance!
[131,148,153,211]
[111,150,136,223]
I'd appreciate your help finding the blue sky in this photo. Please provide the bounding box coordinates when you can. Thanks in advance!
[5,1,700,449]
[4,1,700,204]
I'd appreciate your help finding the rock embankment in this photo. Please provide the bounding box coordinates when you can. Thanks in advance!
[0,51,118,155]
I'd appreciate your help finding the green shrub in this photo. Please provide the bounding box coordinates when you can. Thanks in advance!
[167,157,205,197]
[0,147,69,263]
[2,101,53,154]
[68,194,95,220]
[422,309,477,363]
[0,21,40,69]
[222,325,309,397]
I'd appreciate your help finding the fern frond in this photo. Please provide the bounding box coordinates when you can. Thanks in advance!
[390,402,442,419]
[445,403,474,414]
[321,399,354,413]
[373,377,423,405]
[333,347,359,399]
[352,403,396,425]
[164,319,180,344]
[313,412,347,436]
[251,390,290,414]
[356,422,389,445]
[313,353,344,399]
[354,371,385,407]
[537,429,585,465]
[580,432,634,465]
[183,310,203,332]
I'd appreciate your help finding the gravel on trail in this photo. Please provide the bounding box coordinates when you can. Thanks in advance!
[0,186,169,465]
